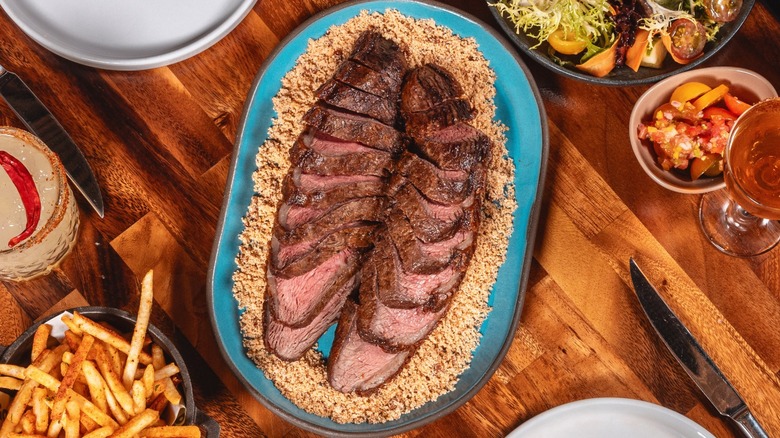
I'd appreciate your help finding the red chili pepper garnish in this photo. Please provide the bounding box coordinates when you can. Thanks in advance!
[0,150,42,248]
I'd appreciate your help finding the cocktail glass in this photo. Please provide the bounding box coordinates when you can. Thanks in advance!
[699,98,780,257]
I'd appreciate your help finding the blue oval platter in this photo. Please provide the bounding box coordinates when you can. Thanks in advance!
[206,0,549,435]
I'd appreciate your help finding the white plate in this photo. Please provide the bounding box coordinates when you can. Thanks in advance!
[0,0,256,70]
[509,398,715,438]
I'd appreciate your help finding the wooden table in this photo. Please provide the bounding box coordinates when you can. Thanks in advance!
[2,1,779,436]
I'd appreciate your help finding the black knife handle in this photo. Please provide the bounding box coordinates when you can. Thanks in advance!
[733,409,769,438]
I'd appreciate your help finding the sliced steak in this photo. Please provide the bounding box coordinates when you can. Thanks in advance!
[282,170,385,208]
[303,105,404,154]
[357,256,451,351]
[400,63,465,114]
[270,223,376,278]
[276,196,387,242]
[374,234,462,309]
[413,122,491,171]
[396,151,472,205]
[327,300,411,395]
[403,98,473,139]
[289,132,393,177]
[387,208,474,275]
[333,60,401,98]
[315,80,397,125]
[264,274,356,361]
[392,180,474,243]
[349,31,407,83]
[267,248,361,328]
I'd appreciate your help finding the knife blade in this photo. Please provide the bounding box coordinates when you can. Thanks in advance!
[0,64,104,218]
[629,258,768,438]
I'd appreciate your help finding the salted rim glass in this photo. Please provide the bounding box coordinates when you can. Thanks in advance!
[0,126,80,281]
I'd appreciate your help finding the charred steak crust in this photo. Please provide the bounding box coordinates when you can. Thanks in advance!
[303,105,404,154]
[316,80,399,125]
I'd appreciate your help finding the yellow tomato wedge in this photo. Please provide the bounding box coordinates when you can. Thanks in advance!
[669,82,711,105]
[575,39,619,78]
[690,154,723,180]
[692,84,729,112]
[547,29,588,55]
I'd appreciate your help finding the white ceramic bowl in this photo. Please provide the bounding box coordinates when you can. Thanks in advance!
[628,66,777,194]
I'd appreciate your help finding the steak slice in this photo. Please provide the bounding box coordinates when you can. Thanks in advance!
[349,31,407,83]
[403,98,473,139]
[333,60,401,98]
[401,63,465,114]
[264,274,356,361]
[270,223,376,278]
[413,122,491,171]
[303,105,404,154]
[392,180,474,243]
[316,80,398,125]
[267,248,361,328]
[282,170,385,208]
[289,132,393,177]
[387,207,474,275]
[276,196,386,242]
[356,256,451,351]
[374,234,462,309]
[396,151,472,205]
[327,300,411,395]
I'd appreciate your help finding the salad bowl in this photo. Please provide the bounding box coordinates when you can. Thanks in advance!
[487,0,755,86]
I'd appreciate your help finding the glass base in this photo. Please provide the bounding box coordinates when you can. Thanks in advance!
[699,190,780,257]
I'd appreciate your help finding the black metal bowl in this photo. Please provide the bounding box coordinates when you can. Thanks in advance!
[0,306,219,436]
[487,0,756,86]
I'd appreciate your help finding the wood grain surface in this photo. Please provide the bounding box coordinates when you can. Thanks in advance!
[2,1,780,437]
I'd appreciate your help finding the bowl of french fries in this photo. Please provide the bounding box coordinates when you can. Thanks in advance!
[0,271,216,437]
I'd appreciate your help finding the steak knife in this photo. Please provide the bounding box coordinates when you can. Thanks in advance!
[0,64,104,218]
[629,258,768,438]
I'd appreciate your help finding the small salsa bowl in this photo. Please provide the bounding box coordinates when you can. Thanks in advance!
[628,66,777,194]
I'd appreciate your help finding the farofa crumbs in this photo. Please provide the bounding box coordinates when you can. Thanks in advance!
[231,9,517,424]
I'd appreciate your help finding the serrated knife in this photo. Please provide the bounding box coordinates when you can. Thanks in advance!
[0,64,104,218]
[629,258,768,438]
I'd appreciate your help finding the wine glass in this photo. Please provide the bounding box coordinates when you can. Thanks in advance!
[699,98,780,257]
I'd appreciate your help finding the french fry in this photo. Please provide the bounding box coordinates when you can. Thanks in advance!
[0,364,26,379]
[31,387,49,434]
[131,380,146,415]
[46,417,63,438]
[94,343,135,416]
[7,433,49,438]
[161,378,182,405]
[151,345,165,370]
[52,333,95,422]
[20,409,36,434]
[64,400,80,438]
[82,425,114,438]
[60,314,82,336]
[62,331,82,354]
[81,360,108,413]
[0,345,67,437]
[123,270,155,389]
[141,365,155,397]
[0,376,22,390]
[62,351,74,364]
[72,312,152,365]
[140,425,202,437]
[79,409,100,433]
[110,408,160,438]
[104,343,122,378]
[31,324,52,363]
[152,363,180,382]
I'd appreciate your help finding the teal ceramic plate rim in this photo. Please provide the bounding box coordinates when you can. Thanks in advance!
[206,0,549,435]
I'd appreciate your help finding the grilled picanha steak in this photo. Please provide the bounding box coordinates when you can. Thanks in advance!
[264,31,407,361]
[327,64,491,394]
